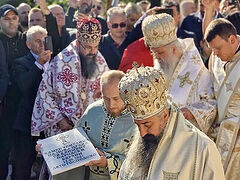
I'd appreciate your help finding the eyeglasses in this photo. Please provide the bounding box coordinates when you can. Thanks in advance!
[110,22,127,29]
[93,5,102,10]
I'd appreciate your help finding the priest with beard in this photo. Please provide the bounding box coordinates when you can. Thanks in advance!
[118,66,225,180]
[31,17,109,179]
[142,13,217,135]
[32,17,109,137]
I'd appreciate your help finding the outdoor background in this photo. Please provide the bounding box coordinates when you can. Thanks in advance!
[0,0,199,12]
[0,0,141,11]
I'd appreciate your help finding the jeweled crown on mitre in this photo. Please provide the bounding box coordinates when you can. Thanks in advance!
[142,13,177,48]
[77,17,102,44]
[119,65,168,120]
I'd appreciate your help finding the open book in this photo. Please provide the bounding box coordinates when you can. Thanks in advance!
[38,127,100,175]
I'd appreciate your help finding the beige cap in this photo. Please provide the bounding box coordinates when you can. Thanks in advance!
[142,13,177,48]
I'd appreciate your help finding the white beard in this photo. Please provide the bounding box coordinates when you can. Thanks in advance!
[153,56,179,86]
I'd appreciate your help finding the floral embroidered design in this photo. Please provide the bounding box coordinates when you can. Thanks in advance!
[40,81,47,92]
[63,50,74,57]
[57,68,78,87]
[46,109,55,120]
[89,80,100,91]
[63,98,73,107]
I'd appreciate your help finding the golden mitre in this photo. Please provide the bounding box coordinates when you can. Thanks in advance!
[119,66,167,120]
[142,13,177,48]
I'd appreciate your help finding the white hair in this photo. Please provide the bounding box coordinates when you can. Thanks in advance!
[180,0,195,17]
[107,7,126,21]
[124,2,142,17]
[48,4,64,11]
[26,25,47,42]
[17,3,31,11]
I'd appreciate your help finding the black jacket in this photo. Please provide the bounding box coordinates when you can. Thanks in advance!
[0,31,29,123]
[12,53,44,134]
[46,13,74,57]
[179,12,223,48]
[226,12,240,35]
[0,40,8,101]
[99,33,127,70]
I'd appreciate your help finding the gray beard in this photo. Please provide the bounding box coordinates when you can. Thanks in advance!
[79,53,97,79]
[154,58,178,85]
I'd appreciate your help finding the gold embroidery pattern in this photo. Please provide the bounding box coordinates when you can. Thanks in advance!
[226,82,233,92]
[191,55,201,65]
[233,147,240,152]
[177,72,192,88]
[163,170,179,180]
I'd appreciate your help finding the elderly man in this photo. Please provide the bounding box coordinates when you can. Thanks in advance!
[75,70,135,180]
[142,13,216,134]
[11,25,51,180]
[37,70,135,180]
[205,18,240,180]
[118,66,225,179]
[16,3,31,32]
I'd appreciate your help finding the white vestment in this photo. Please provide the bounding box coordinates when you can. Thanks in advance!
[118,105,225,180]
[209,49,240,180]
[159,38,216,134]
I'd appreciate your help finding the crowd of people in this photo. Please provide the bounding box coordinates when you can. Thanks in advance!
[0,0,240,179]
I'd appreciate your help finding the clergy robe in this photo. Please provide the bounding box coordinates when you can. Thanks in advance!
[53,99,136,180]
[209,48,240,180]
[118,105,225,180]
[162,38,216,134]
[31,40,109,137]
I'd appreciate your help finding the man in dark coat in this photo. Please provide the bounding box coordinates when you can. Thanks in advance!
[0,4,29,179]
[11,25,51,180]
[0,39,8,115]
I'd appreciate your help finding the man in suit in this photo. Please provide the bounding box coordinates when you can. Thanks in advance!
[11,25,51,180]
